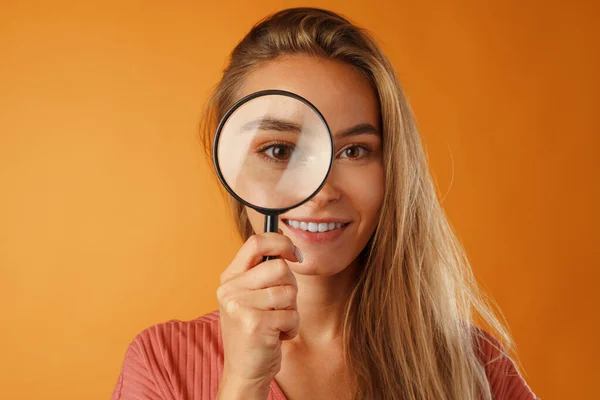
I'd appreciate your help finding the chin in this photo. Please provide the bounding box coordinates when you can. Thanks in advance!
[288,256,354,277]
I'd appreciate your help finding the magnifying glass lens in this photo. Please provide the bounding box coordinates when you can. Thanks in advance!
[215,93,332,211]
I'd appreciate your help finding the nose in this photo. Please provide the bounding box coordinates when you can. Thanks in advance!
[308,178,341,206]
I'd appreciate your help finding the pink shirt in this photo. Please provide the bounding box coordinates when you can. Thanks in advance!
[111,310,538,399]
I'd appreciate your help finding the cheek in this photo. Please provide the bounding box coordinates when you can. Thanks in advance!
[339,163,384,219]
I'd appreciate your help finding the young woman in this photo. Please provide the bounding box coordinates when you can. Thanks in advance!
[112,7,538,400]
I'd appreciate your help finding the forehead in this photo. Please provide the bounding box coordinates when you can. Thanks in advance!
[238,55,381,133]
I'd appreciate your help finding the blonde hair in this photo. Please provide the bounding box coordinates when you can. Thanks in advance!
[201,7,520,400]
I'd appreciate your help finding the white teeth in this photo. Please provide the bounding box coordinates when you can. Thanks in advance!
[285,219,346,233]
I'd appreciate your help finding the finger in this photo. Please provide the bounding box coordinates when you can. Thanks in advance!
[225,258,297,291]
[221,233,300,283]
[264,309,300,340]
[232,285,297,311]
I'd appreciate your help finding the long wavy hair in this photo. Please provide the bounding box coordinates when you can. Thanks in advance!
[200,7,520,400]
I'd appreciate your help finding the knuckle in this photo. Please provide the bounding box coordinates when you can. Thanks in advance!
[291,310,300,325]
[217,286,240,316]
[278,286,294,309]
[266,286,277,304]
[241,311,261,335]
[216,285,228,301]
[226,299,241,315]
[268,286,294,309]
[274,260,289,280]
[263,335,280,350]
[285,285,298,302]
[248,234,261,252]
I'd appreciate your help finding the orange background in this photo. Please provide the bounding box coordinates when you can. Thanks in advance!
[1,1,598,399]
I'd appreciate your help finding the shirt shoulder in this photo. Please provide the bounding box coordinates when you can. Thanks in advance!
[141,309,223,357]
[473,327,539,400]
[112,310,224,400]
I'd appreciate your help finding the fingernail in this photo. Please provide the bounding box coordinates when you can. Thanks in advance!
[294,246,304,263]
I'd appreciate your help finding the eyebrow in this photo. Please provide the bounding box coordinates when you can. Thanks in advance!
[240,117,303,134]
[337,123,380,138]
[239,118,379,137]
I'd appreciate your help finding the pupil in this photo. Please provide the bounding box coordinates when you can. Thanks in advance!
[274,146,289,160]
[346,147,358,158]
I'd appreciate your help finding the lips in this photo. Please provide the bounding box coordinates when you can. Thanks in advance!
[281,218,350,244]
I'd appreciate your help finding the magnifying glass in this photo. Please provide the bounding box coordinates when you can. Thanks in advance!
[213,89,334,261]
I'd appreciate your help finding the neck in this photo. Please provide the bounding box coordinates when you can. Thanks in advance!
[290,259,360,349]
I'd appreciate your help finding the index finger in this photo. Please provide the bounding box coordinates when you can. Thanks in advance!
[220,232,300,284]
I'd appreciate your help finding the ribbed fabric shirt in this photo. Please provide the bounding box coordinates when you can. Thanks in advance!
[111,310,538,400]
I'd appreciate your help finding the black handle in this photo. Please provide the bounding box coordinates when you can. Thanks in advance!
[262,214,279,262]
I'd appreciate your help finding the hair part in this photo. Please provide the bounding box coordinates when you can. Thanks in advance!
[200,7,518,400]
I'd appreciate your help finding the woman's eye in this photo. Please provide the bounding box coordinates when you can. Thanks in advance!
[262,144,293,161]
[339,145,369,159]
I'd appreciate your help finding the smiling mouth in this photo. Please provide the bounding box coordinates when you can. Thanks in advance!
[282,219,350,233]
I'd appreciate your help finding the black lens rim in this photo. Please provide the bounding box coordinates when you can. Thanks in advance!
[213,89,334,215]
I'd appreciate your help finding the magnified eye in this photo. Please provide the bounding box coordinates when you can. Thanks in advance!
[258,142,295,162]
